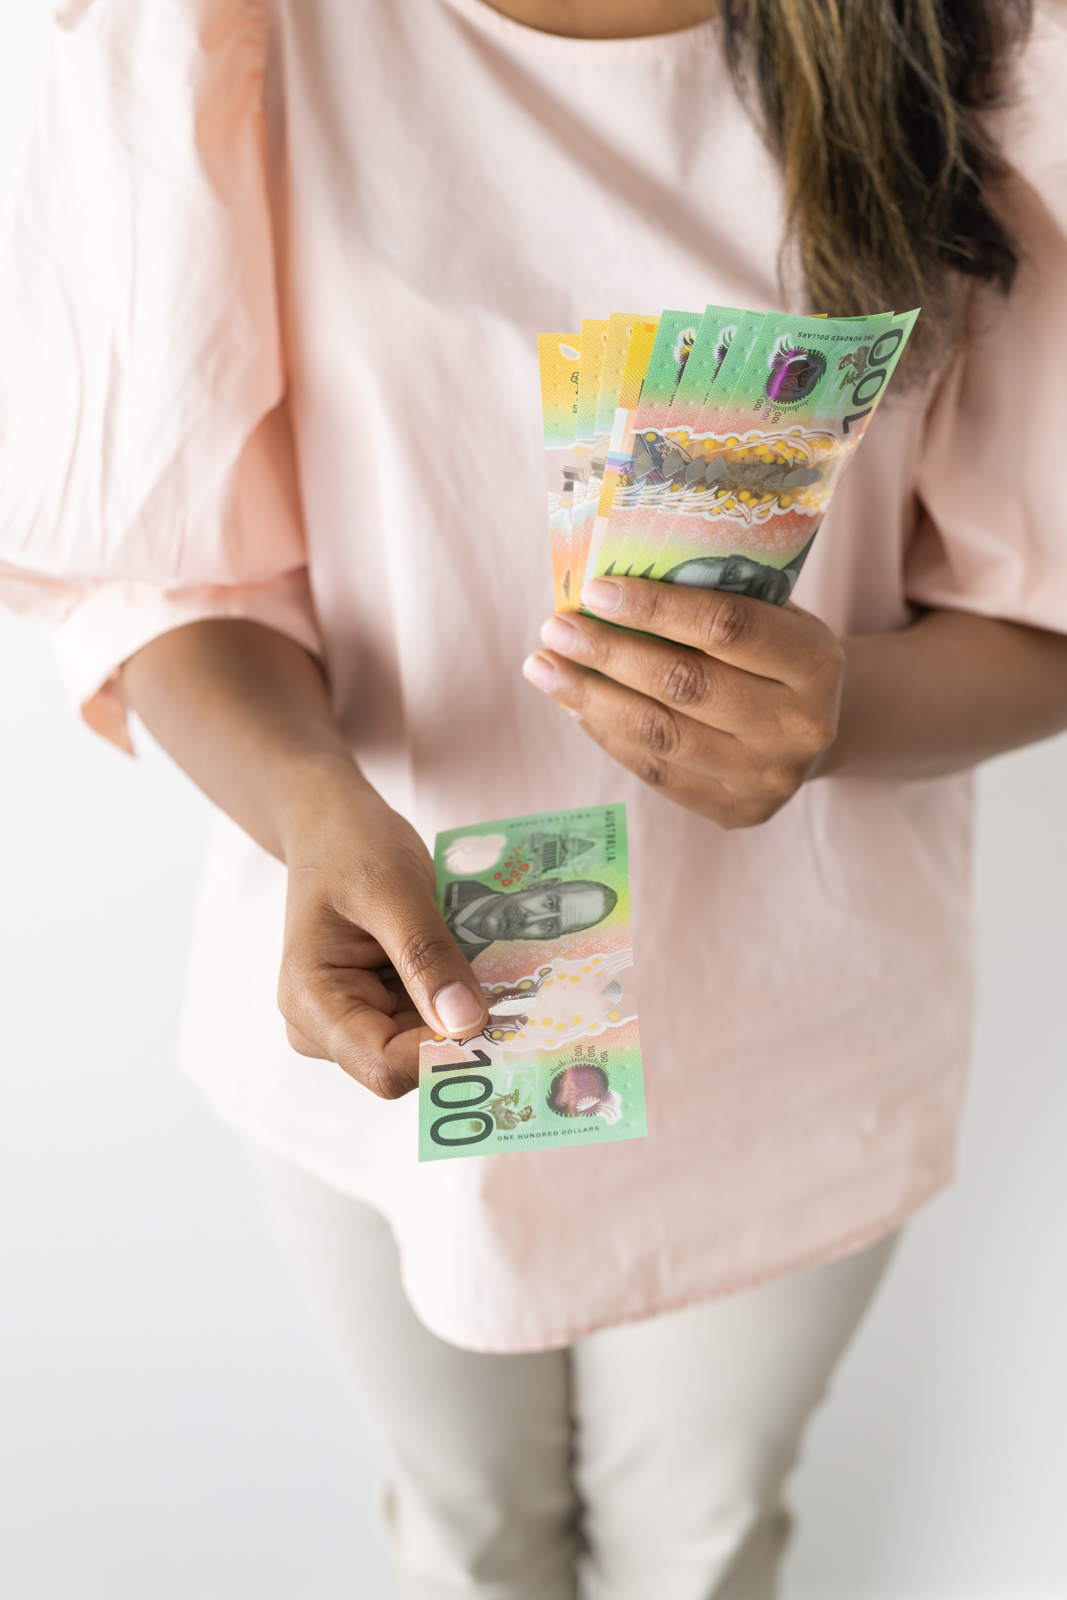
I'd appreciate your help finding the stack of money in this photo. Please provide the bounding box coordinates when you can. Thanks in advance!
[538,303,918,613]
[419,804,646,1162]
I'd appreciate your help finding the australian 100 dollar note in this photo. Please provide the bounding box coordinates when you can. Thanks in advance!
[585,306,918,605]
[588,304,760,584]
[418,804,646,1161]
[595,307,702,580]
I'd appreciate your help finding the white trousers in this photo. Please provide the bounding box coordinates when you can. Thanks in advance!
[252,1147,897,1600]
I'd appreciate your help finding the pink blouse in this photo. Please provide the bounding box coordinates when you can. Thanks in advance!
[2,0,1066,1352]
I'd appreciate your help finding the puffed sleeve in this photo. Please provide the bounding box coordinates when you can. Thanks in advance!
[0,0,320,752]
[907,4,1067,634]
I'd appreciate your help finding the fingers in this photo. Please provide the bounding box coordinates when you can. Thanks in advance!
[523,641,836,828]
[523,645,737,774]
[336,854,488,1039]
[524,582,844,831]
[578,576,838,685]
[278,900,422,1097]
[535,609,773,735]
[284,1009,435,1108]
[278,849,489,1101]
[571,711,801,828]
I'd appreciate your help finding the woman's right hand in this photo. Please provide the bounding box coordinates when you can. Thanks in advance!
[277,780,488,1099]
[121,620,487,1101]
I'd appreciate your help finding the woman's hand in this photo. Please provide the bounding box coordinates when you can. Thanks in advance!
[122,620,487,1100]
[522,577,845,828]
[278,777,487,1099]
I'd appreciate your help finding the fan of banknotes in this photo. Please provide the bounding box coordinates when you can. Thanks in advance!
[538,302,919,613]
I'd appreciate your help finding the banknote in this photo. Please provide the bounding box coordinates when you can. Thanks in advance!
[575,318,609,439]
[582,307,918,601]
[564,319,613,609]
[608,308,705,576]
[553,313,662,607]
[664,302,750,430]
[626,308,917,594]
[575,306,764,589]
[576,316,660,601]
[601,304,759,579]
[561,313,658,605]
[635,308,702,426]
[595,311,652,435]
[538,331,582,611]
[597,306,820,585]
[418,804,646,1161]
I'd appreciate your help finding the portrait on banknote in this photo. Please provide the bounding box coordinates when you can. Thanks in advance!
[443,876,618,963]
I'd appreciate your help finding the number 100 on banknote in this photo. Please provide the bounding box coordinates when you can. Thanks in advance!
[419,804,646,1161]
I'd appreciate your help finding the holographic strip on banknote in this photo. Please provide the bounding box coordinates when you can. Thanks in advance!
[419,803,646,1161]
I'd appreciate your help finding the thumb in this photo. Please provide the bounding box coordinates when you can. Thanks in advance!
[368,878,488,1040]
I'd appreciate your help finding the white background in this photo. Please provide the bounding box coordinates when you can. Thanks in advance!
[1,6,1065,1597]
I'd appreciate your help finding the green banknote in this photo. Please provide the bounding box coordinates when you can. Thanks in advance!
[605,308,702,576]
[418,804,646,1161]
[572,306,917,600]
[595,308,878,589]
[537,304,919,610]
[665,303,750,429]
[622,308,917,593]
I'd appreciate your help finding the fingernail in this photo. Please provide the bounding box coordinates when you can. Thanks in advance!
[523,652,558,692]
[580,579,623,614]
[433,982,486,1034]
[540,614,579,653]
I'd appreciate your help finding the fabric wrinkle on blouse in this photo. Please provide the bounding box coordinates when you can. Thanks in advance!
[2,0,1067,1351]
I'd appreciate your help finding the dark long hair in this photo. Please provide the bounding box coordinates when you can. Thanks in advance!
[720,0,1033,366]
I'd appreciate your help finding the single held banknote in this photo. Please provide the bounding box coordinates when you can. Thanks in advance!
[538,302,918,612]
[418,804,646,1162]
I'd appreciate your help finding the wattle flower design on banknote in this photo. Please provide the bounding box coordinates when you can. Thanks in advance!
[418,804,646,1162]
[539,302,919,608]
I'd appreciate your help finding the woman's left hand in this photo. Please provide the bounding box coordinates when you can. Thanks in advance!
[522,576,845,829]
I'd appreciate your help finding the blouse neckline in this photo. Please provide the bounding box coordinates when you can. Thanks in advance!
[438,0,720,62]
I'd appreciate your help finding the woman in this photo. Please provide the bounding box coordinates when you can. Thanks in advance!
[1,1,1065,1595]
